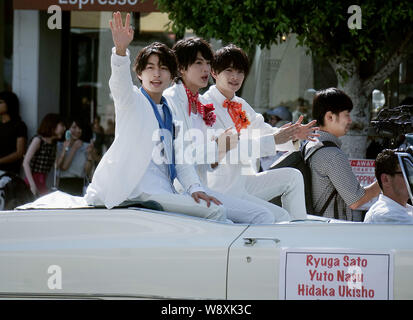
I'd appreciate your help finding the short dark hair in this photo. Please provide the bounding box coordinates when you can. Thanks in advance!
[133,42,177,79]
[0,91,20,121]
[37,113,64,138]
[312,88,353,126]
[172,37,214,73]
[212,44,249,75]
[375,149,400,190]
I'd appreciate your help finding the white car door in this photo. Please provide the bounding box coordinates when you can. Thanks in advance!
[227,221,413,300]
[0,208,246,299]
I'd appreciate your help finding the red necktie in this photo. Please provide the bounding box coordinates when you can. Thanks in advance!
[184,84,201,116]
[183,84,216,126]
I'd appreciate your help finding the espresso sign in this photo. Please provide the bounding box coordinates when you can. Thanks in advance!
[13,0,158,12]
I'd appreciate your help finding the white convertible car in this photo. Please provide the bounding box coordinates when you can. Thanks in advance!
[0,151,412,300]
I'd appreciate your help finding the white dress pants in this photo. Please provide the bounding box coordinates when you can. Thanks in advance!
[205,188,275,224]
[137,190,275,224]
[135,192,227,222]
[244,167,307,220]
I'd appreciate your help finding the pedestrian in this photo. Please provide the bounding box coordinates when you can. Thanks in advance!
[22,113,66,197]
[56,117,96,196]
[0,91,28,175]
[266,106,292,128]
[91,115,105,158]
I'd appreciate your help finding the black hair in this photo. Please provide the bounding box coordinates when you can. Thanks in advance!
[172,37,214,76]
[0,91,21,121]
[212,44,249,75]
[312,88,353,126]
[133,42,177,79]
[68,116,91,142]
[375,149,400,190]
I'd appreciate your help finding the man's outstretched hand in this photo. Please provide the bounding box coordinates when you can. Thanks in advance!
[109,12,134,56]
[274,115,320,144]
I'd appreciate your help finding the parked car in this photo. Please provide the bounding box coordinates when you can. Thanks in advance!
[0,151,412,300]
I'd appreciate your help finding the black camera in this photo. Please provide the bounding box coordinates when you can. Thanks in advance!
[369,105,413,149]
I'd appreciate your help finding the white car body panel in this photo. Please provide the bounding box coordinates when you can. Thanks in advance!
[227,223,413,299]
[0,208,413,299]
[0,208,247,299]
[1,147,413,300]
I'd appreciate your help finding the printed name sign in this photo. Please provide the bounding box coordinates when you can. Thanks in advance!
[279,249,393,300]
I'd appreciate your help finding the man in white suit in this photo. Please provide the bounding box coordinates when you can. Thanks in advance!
[203,44,321,220]
[167,41,318,221]
[165,39,317,222]
[164,38,281,224]
[84,12,225,221]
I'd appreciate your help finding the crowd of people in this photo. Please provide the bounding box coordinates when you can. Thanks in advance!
[0,11,411,225]
[0,91,112,204]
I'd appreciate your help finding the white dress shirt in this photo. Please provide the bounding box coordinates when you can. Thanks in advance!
[133,104,174,196]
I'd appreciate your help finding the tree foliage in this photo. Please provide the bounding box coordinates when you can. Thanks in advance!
[156,0,413,157]
[156,0,413,81]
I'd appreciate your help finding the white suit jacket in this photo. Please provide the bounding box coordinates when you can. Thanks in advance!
[84,49,201,208]
[164,82,217,186]
[202,85,294,195]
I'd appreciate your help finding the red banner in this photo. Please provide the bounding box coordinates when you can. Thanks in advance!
[13,0,158,12]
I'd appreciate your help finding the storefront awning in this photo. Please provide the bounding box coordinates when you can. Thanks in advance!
[13,0,158,12]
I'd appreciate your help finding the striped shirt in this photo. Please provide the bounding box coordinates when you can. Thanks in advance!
[305,131,365,220]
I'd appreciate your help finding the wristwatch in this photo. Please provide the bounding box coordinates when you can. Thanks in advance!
[65,146,69,152]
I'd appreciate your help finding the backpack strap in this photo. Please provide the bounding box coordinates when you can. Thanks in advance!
[319,189,338,216]
[303,140,339,163]
[303,140,340,217]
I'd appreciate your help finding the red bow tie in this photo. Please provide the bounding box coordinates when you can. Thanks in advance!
[223,99,250,132]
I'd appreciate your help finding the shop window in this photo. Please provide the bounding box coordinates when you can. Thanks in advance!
[63,11,175,154]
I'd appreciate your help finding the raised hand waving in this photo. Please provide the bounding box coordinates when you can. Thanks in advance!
[109,11,134,56]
